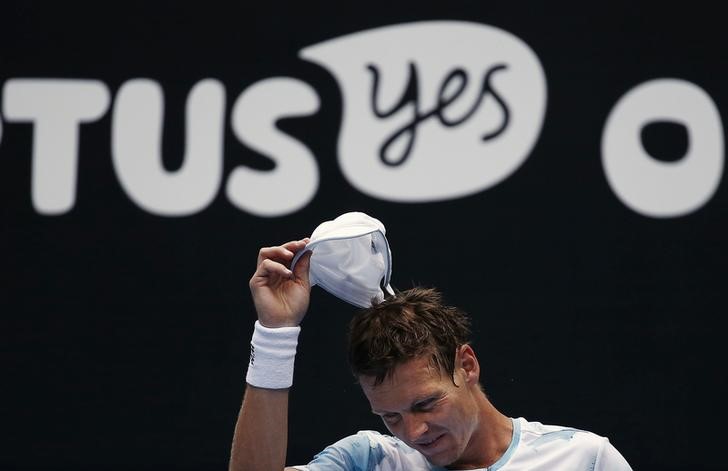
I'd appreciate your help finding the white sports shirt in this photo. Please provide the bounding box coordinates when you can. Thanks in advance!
[292,417,633,471]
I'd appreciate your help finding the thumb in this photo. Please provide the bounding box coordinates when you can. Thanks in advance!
[293,249,312,287]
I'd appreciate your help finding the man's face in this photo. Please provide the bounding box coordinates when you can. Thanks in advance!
[359,347,481,468]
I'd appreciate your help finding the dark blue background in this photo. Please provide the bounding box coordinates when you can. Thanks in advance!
[1,2,726,470]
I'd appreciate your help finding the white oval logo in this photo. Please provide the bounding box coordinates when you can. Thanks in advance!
[301,20,547,202]
[601,79,724,218]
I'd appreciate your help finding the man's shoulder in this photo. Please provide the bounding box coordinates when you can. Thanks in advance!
[518,417,607,449]
[326,429,423,459]
[514,417,631,470]
[334,429,392,444]
[293,430,435,471]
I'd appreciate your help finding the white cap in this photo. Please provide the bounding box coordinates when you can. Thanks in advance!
[291,212,394,308]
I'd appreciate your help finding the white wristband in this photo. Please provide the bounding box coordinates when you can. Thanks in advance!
[246,320,301,389]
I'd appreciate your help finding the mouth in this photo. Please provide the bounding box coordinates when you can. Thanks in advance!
[415,433,445,452]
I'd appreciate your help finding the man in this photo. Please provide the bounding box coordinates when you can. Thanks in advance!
[229,239,633,470]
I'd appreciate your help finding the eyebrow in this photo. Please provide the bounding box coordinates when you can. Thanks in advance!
[371,392,445,415]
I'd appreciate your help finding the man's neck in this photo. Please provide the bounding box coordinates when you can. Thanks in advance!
[447,394,513,470]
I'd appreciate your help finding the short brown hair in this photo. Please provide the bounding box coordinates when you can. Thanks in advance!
[347,287,472,385]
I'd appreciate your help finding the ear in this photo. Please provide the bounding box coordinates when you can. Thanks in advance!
[456,344,480,386]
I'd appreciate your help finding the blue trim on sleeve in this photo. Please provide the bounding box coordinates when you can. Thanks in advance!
[488,417,520,471]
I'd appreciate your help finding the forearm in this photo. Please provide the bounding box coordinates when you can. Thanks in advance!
[231,240,310,471]
[229,385,289,471]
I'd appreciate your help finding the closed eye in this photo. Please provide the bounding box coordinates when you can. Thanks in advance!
[413,395,444,412]
[382,413,401,424]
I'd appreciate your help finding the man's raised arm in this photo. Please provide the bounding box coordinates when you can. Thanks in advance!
[229,239,311,471]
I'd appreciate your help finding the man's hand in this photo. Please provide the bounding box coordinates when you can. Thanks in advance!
[249,239,312,328]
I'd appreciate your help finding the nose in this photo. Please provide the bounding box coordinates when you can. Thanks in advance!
[401,413,428,442]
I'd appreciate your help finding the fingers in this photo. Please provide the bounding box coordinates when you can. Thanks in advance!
[256,258,293,279]
[257,246,294,267]
[282,238,309,252]
[252,239,312,289]
[292,250,312,285]
[249,257,298,292]
[257,239,308,266]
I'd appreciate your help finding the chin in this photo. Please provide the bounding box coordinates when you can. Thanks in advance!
[423,448,459,468]
[427,455,451,467]
[432,443,473,469]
